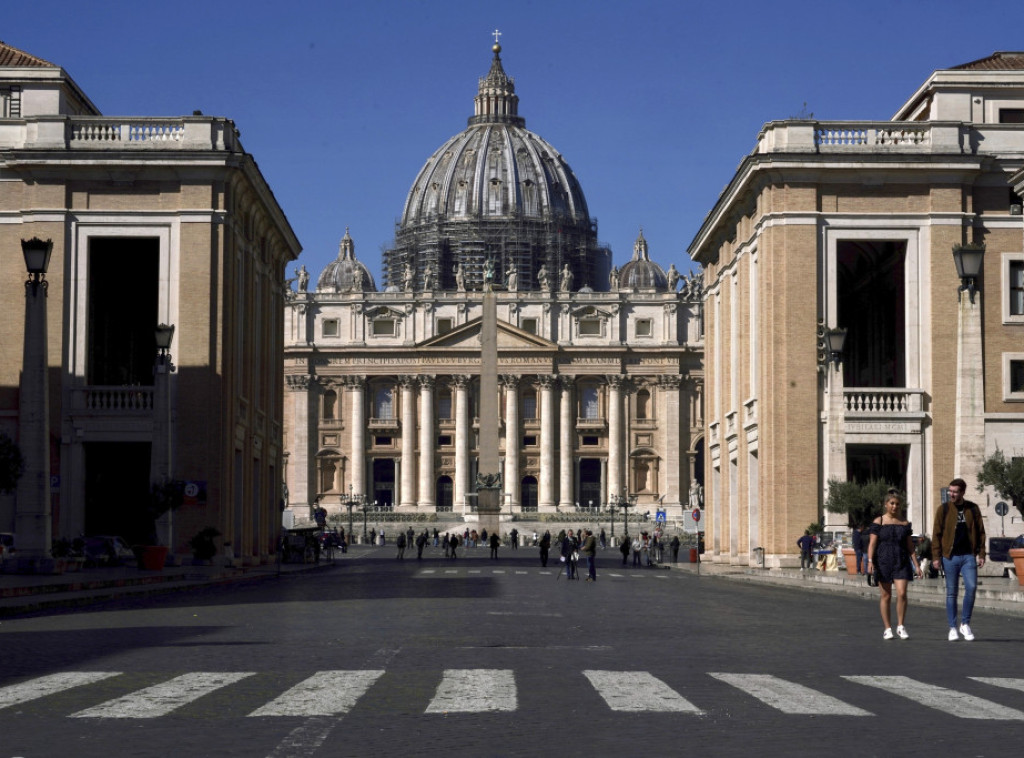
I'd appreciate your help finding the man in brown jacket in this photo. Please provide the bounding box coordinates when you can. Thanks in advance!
[931,478,986,641]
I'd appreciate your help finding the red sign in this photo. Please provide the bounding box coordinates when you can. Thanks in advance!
[692,509,701,522]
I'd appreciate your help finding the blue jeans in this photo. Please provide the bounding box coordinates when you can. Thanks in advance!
[942,554,978,628]
[587,555,596,580]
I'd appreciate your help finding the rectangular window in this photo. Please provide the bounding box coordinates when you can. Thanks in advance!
[521,318,538,335]
[1011,261,1024,316]
[579,319,601,336]
[375,436,392,447]
[521,394,537,420]
[522,435,537,447]
[372,319,395,336]
[636,319,652,337]
[581,387,599,420]
[322,319,339,337]
[437,317,453,334]
[581,435,599,446]
[999,108,1024,123]
[1004,354,1024,401]
[438,394,452,420]
[1012,360,1024,394]
[437,434,452,447]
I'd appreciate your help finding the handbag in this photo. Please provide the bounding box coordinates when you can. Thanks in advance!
[866,569,877,587]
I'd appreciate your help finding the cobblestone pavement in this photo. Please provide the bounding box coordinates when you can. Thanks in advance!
[2,545,1023,757]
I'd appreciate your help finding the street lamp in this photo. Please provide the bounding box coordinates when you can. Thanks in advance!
[16,238,54,567]
[952,243,985,303]
[825,327,847,368]
[608,495,618,539]
[150,323,175,550]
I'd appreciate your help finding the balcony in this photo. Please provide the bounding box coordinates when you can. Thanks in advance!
[576,416,606,430]
[843,388,925,416]
[71,386,154,414]
[368,416,400,431]
[0,116,239,152]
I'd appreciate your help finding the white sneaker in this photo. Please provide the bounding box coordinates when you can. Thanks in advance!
[897,625,909,640]
[883,627,894,640]
[959,623,975,641]
[948,627,959,641]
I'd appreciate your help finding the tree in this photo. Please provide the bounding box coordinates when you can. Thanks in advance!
[0,433,24,495]
[825,479,900,527]
[976,448,1024,519]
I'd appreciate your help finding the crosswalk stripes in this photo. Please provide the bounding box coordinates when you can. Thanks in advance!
[583,671,702,713]
[72,672,255,718]
[0,672,120,710]
[843,676,1024,720]
[710,673,871,716]
[425,669,516,713]
[249,671,384,717]
[3,671,1024,720]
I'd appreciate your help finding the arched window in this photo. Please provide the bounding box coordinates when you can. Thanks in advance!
[322,389,337,420]
[438,390,452,421]
[580,386,600,420]
[522,390,537,420]
[374,386,394,419]
[636,389,650,420]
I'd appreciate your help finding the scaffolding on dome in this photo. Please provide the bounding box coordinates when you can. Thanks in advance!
[382,211,609,293]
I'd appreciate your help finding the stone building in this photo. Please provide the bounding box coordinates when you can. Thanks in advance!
[283,43,703,526]
[0,41,300,562]
[688,52,1024,566]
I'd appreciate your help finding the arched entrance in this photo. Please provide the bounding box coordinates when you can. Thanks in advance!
[579,459,601,508]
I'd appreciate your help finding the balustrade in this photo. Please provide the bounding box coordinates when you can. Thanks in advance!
[843,388,924,415]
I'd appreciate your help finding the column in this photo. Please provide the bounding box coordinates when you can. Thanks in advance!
[502,376,520,509]
[660,375,683,510]
[607,375,624,501]
[347,376,366,498]
[538,375,556,510]
[954,290,986,489]
[559,376,575,509]
[284,375,313,513]
[453,375,471,510]
[399,375,417,510]
[418,375,436,509]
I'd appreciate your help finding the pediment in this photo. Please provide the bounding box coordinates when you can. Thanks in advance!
[569,304,613,319]
[418,317,556,350]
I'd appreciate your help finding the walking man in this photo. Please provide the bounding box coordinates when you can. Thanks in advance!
[932,478,986,641]
[581,529,598,581]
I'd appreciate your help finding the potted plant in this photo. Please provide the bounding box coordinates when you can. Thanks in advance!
[136,478,186,570]
[188,527,221,565]
[976,448,1024,585]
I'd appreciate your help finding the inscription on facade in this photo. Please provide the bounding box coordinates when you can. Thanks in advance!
[846,422,918,434]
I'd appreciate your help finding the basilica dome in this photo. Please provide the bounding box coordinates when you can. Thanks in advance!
[618,229,668,291]
[317,228,376,293]
[383,43,609,292]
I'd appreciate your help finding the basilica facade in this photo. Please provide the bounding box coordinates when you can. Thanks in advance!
[283,43,704,526]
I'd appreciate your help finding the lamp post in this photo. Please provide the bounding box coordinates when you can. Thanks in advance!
[15,238,54,567]
[952,243,985,303]
[825,328,847,369]
[608,496,617,539]
[150,323,175,549]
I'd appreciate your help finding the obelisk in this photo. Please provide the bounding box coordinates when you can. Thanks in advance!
[475,273,502,538]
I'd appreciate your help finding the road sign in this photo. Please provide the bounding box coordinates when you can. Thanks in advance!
[656,509,666,523]
[995,501,1009,517]
[692,508,701,522]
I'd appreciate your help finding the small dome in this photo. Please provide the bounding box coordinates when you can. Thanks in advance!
[618,229,668,291]
[317,228,376,293]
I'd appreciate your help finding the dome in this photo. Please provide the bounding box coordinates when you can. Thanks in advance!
[618,229,668,291]
[383,42,609,293]
[317,228,377,293]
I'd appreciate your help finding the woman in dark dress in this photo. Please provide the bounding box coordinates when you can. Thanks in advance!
[867,492,924,640]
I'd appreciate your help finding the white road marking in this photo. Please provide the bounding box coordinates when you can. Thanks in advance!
[712,673,871,716]
[420,570,436,574]
[468,570,481,574]
[249,671,384,717]
[444,570,458,574]
[608,573,624,577]
[425,669,516,712]
[515,571,528,574]
[492,570,505,574]
[264,715,335,758]
[972,677,1024,693]
[845,676,1024,720]
[0,672,121,710]
[72,672,254,718]
[583,671,702,713]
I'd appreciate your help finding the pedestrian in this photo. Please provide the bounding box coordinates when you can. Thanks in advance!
[416,530,427,559]
[631,534,642,567]
[852,524,866,574]
[442,533,450,558]
[599,528,607,550]
[581,529,598,581]
[561,529,579,580]
[931,478,987,641]
[510,528,519,550]
[867,491,923,640]
[368,528,376,546]
[797,530,814,570]
[670,535,680,563]
[432,528,439,547]
[539,530,551,567]
[619,534,630,565]
[396,532,406,560]
[450,534,460,559]
[489,532,500,559]
[407,526,415,550]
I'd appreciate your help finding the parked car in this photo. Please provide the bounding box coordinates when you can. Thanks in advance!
[82,535,136,566]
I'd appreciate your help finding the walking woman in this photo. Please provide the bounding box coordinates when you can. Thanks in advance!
[867,491,923,639]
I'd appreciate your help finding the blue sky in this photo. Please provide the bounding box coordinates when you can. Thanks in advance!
[6,0,1022,283]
